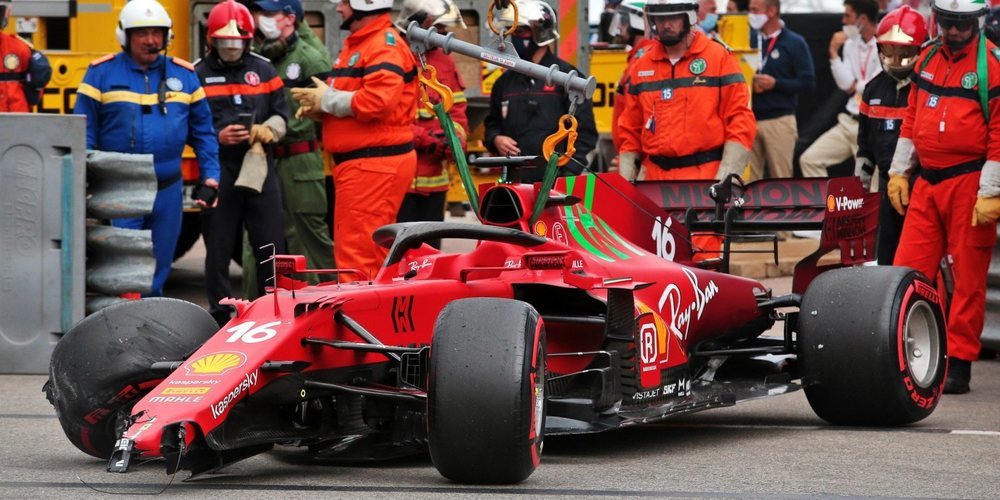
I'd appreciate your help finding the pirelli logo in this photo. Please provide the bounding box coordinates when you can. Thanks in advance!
[161,387,212,395]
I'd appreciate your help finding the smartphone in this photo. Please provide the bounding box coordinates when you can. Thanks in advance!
[236,112,254,131]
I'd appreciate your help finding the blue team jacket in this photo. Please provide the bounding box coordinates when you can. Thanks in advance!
[74,52,220,183]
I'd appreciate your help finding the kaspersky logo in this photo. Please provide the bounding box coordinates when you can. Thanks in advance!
[185,352,247,376]
[827,194,864,212]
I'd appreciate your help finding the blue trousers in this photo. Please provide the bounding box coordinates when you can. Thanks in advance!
[111,180,183,296]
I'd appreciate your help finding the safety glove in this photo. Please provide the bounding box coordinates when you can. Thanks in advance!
[290,76,329,118]
[617,151,640,182]
[855,157,874,191]
[249,124,276,144]
[887,174,911,216]
[715,142,751,181]
[972,197,1000,226]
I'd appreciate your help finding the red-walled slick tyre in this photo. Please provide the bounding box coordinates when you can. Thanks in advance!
[428,298,546,484]
[798,266,947,426]
[44,298,218,459]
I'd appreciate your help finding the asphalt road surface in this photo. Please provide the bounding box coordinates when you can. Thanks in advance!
[4,237,998,499]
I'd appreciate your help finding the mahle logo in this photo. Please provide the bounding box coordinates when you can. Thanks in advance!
[827,194,864,212]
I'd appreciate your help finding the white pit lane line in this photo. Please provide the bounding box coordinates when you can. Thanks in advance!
[649,422,1000,437]
[5,413,999,436]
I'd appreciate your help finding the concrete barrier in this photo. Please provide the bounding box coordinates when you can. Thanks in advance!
[0,113,86,373]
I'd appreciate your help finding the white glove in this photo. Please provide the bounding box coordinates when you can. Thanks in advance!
[889,137,917,177]
[980,160,1000,198]
[716,141,751,181]
[618,151,640,182]
[321,88,355,118]
[855,156,873,191]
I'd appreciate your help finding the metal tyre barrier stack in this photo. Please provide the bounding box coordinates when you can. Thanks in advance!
[0,114,156,373]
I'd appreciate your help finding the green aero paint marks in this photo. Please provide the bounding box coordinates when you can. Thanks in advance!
[562,176,643,261]
[578,175,646,257]
[578,176,629,259]
[563,176,613,261]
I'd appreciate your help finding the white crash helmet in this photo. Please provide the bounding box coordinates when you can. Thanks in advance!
[499,0,559,47]
[645,0,698,28]
[115,0,174,49]
[345,0,393,12]
[609,0,647,38]
[394,0,466,32]
[436,0,467,30]
[932,0,989,30]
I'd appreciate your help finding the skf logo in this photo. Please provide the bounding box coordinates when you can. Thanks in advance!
[185,352,247,376]
[827,194,864,212]
[161,387,211,395]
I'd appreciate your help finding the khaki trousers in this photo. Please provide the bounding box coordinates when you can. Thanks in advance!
[748,114,797,181]
[799,113,859,178]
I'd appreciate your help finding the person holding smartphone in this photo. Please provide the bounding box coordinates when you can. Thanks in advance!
[196,0,290,327]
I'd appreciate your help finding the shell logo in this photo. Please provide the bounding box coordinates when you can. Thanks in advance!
[185,352,247,376]
[826,195,836,212]
[534,221,547,237]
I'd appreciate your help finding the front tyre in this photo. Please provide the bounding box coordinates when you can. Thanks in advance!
[44,298,218,458]
[428,298,545,484]
[798,266,946,426]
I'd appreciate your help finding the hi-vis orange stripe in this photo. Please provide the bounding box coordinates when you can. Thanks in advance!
[859,101,906,120]
[203,76,283,98]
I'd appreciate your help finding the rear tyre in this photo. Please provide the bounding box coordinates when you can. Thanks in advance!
[428,298,545,484]
[798,266,946,426]
[44,298,218,458]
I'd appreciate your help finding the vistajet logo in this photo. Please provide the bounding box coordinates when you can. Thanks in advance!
[210,370,259,419]
[827,194,864,212]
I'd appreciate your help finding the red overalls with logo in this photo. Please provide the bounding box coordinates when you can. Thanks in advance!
[894,39,1000,362]
[0,32,31,112]
[323,15,418,279]
[409,47,468,194]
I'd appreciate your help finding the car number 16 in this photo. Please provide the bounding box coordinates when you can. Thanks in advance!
[225,321,282,344]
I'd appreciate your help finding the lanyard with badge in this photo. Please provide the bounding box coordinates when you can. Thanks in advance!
[758,33,779,72]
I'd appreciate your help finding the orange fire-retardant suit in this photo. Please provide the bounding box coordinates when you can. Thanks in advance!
[612,38,658,151]
[322,14,418,279]
[890,36,1000,363]
[618,30,755,259]
[618,31,756,181]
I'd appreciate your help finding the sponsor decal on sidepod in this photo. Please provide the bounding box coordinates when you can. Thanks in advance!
[210,370,260,419]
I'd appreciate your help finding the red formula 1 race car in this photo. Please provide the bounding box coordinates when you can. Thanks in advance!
[45,164,947,484]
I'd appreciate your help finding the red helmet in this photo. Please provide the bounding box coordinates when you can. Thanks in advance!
[207,0,255,41]
[876,5,928,47]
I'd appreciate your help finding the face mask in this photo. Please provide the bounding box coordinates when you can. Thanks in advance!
[748,13,768,31]
[843,23,860,39]
[257,15,282,40]
[700,13,718,32]
[214,39,245,63]
[511,35,537,59]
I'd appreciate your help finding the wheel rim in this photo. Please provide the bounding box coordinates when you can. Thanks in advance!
[532,350,545,457]
[904,300,940,388]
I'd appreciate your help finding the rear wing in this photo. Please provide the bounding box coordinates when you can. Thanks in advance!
[620,175,878,293]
